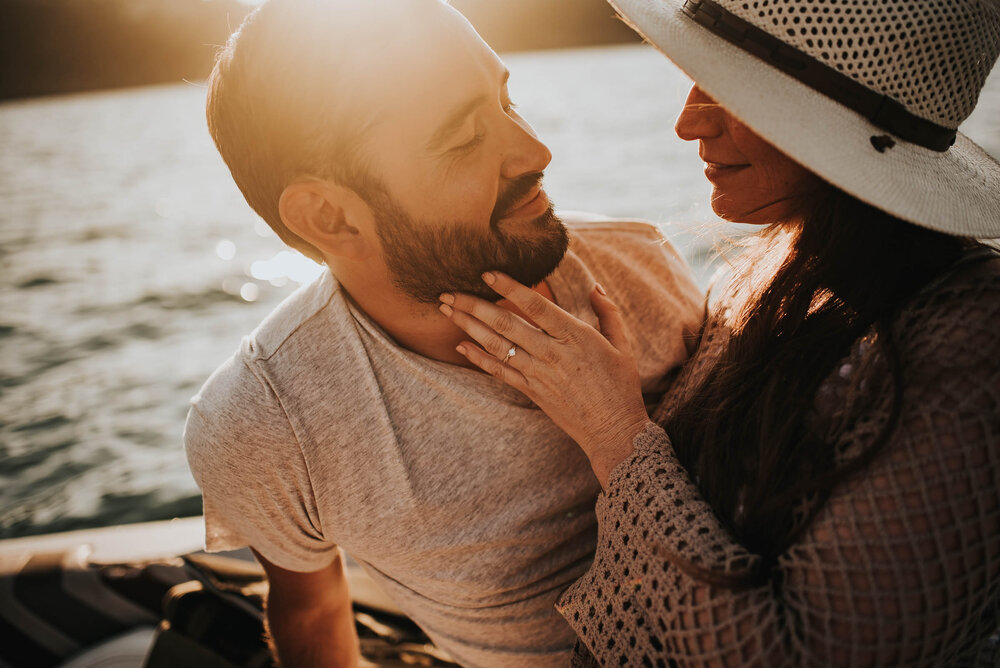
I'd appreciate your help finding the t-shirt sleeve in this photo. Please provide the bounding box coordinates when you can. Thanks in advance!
[183,350,339,572]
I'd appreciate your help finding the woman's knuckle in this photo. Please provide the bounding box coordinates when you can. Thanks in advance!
[487,333,508,355]
[493,311,516,335]
[522,297,548,320]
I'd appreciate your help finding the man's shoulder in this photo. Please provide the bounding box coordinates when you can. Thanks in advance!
[558,210,690,281]
[554,211,704,381]
[184,273,345,486]
[187,268,351,435]
[242,268,343,362]
[561,210,664,245]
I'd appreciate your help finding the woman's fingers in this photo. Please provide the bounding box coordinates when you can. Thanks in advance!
[440,301,525,364]
[442,276,648,473]
[479,272,578,339]
[442,277,634,364]
[440,290,551,355]
[590,284,633,354]
[455,341,530,391]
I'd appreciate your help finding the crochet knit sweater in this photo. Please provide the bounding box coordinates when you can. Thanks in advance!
[557,254,1000,667]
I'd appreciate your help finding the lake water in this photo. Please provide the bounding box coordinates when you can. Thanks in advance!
[2,44,999,539]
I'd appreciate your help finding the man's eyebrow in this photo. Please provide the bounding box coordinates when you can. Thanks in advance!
[426,69,511,151]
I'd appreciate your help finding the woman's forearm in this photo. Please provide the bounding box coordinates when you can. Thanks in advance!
[560,406,1000,666]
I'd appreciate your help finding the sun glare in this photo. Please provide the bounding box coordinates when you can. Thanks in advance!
[251,250,325,286]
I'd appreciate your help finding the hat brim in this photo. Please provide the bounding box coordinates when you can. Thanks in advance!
[608,0,1000,238]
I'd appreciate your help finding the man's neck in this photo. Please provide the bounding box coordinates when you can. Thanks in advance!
[337,269,554,369]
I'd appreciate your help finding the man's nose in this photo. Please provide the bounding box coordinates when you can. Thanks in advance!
[674,85,723,142]
[500,118,552,180]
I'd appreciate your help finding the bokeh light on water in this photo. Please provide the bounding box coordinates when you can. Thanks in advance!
[215,239,236,261]
[250,251,324,287]
[1,45,998,539]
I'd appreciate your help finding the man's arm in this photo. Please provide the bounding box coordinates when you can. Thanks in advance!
[252,548,360,668]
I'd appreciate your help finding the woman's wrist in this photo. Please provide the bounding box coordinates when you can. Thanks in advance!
[587,415,651,488]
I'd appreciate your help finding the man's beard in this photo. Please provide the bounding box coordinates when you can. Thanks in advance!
[372,173,569,303]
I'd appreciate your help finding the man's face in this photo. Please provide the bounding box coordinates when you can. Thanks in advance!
[350,1,568,302]
[370,174,568,303]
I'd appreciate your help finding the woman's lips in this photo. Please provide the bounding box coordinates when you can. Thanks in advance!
[498,188,548,222]
[704,162,750,180]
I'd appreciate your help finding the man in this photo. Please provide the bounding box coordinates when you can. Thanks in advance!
[185,0,702,666]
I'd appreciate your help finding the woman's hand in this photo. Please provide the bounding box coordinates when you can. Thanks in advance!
[439,271,650,486]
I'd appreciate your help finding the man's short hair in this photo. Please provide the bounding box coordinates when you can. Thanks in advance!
[206,0,383,263]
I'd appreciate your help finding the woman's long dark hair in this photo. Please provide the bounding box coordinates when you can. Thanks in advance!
[663,184,976,584]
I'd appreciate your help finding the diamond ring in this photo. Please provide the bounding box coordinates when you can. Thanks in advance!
[501,345,517,364]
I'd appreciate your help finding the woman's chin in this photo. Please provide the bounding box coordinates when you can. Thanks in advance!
[711,195,796,226]
[711,202,770,226]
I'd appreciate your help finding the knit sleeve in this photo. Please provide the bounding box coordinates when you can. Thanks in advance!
[556,265,1000,667]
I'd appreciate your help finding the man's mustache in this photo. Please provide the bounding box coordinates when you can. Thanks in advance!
[490,172,544,228]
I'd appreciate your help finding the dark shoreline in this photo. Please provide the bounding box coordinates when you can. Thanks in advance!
[0,0,638,102]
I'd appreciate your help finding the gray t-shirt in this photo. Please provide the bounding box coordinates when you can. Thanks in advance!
[184,215,703,667]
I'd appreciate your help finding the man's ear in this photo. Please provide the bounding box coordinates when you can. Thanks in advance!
[278,181,375,261]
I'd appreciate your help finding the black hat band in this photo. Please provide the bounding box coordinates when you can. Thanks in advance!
[681,0,958,152]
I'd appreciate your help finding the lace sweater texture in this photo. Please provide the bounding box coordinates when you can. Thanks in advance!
[557,255,1000,667]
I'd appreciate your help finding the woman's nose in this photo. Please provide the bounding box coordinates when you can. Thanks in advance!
[674,85,722,142]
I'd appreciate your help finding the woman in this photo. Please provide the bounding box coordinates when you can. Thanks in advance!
[437,0,1000,665]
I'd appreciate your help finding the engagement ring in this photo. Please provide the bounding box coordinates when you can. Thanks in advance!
[501,345,517,364]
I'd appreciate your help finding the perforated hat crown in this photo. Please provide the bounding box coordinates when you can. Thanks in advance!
[717,0,1000,129]
[608,0,1000,237]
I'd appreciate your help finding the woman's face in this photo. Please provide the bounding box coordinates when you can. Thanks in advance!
[675,85,820,224]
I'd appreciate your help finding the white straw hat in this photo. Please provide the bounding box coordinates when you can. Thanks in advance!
[608,0,1000,238]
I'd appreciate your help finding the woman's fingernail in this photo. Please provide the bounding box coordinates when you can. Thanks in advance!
[456,344,468,355]
[482,272,496,285]
[595,283,607,296]
[439,293,455,305]
[439,303,453,317]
